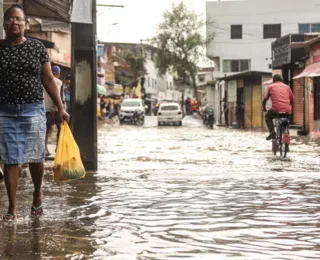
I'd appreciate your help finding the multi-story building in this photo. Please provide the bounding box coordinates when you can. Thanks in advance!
[206,0,320,77]
[100,42,179,113]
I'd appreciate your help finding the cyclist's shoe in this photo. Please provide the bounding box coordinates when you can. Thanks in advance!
[266,132,276,141]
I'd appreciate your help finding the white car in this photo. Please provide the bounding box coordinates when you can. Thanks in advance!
[157,103,183,126]
[119,98,146,123]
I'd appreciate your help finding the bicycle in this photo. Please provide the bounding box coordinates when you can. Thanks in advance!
[272,112,290,158]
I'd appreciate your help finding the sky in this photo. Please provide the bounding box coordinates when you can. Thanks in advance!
[97,0,208,43]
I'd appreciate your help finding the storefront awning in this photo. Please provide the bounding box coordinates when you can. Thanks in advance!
[23,0,72,22]
[293,62,320,79]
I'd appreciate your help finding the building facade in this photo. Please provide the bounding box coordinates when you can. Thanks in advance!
[290,36,320,134]
[206,0,320,77]
[100,42,179,113]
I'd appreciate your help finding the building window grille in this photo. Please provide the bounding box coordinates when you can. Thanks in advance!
[231,25,242,39]
[223,60,251,73]
[263,24,281,39]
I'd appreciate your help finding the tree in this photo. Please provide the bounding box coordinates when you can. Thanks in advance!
[153,2,214,97]
[111,50,146,93]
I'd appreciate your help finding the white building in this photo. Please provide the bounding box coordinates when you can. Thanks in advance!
[143,48,180,105]
[206,0,320,77]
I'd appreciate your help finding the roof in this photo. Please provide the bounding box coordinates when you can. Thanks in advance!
[218,70,272,81]
[290,36,320,49]
[4,0,72,22]
[101,42,157,51]
[293,62,320,79]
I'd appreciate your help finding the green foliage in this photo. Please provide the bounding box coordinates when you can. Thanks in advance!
[112,50,146,87]
[153,1,214,95]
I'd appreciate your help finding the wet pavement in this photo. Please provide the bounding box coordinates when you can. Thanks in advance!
[1,115,320,260]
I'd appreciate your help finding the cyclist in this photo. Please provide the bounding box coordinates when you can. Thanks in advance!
[262,74,294,140]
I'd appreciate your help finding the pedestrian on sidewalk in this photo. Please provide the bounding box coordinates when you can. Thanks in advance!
[0,4,69,220]
[63,74,71,115]
[222,97,229,127]
[44,65,64,156]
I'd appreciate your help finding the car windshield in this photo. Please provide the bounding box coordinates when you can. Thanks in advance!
[161,105,179,111]
[122,101,141,107]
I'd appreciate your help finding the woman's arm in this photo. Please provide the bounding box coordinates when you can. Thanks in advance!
[42,63,70,122]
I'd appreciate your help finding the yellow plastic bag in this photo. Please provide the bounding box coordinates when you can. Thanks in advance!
[53,122,86,181]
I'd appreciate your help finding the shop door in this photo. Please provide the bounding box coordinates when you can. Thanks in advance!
[314,79,320,120]
[244,85,252,129]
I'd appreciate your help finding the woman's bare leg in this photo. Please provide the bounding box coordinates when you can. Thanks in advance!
[29,162,44,212]
[4,164,19,216]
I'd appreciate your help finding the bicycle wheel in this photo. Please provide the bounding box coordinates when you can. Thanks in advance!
[272,140,277,156]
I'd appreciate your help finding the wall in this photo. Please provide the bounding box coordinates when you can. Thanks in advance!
[252,82,262,128]
[206,0,320,75]
[144,50,175,101]
[49,32,71,68]
[292,68,304,126]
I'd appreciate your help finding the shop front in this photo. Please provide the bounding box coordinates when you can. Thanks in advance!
[219,71,271,130]
[291,38,320,133]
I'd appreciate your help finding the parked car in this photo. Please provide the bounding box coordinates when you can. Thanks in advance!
[157,103,183,126]
[119,99,146,125]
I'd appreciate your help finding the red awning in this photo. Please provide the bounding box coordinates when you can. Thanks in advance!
[293,62,320,79]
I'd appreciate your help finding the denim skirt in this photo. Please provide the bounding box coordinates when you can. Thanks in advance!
[0,101,46,165]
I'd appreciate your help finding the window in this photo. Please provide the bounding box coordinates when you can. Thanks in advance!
[240,60,249,71]
[299,23,320,33]
[263,24,281,39]
[170,82,173,89]
[223,60,251,73]
[155,79,157,88]
[231,25,242,39]
[122,100,141,107]
[148,77,150,88]
[160,105,179,111]
[299,24,311,33]
[152,79,155,88]
[199,76,205,82]
[166,81,169,89]
[311,23,320,33]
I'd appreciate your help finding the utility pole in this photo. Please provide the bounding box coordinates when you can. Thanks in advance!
[71,3,124,171]
[71,0,98,171]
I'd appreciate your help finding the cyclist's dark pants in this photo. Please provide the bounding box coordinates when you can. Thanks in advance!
[265,110,279,134]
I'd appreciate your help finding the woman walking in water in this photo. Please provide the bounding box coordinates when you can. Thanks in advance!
[0,5,69,220]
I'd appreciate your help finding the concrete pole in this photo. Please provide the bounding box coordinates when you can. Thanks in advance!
[70,0,97,171]
[0,0,3,40]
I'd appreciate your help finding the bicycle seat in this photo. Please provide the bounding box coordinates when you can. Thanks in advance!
[277,112,289,117]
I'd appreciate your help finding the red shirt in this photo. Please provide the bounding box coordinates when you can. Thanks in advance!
[264,82,294,114]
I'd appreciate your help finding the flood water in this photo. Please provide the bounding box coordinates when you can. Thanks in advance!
[1,116,320,260]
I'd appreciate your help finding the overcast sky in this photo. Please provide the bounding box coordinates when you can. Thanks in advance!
[97,0,208,43]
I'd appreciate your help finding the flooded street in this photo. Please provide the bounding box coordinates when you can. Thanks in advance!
[1,115,320,260]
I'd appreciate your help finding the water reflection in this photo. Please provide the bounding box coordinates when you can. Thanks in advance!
[1,116,320,259]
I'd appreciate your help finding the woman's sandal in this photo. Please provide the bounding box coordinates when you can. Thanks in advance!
[3,214,16,221]
[31,205,43,216]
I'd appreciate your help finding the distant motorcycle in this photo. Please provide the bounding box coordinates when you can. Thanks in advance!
[132,109,145,126]
[203,108,215,129]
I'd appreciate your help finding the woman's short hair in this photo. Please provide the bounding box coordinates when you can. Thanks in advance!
[4,4,26,20]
